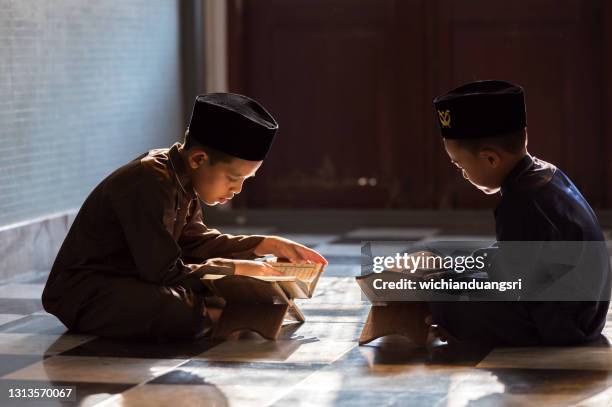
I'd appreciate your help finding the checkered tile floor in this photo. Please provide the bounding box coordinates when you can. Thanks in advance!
[0,226,610,406]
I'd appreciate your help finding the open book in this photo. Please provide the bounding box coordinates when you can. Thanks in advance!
[201,262,325,300]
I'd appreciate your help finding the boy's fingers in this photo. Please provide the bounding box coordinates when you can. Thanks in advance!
[297,246,328,264]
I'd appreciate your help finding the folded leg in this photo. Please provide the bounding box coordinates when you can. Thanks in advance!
[428,301,541,346]
[73,275,210,341]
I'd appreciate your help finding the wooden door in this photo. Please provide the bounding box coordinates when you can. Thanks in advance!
[433,0,605,208]
[227,0,610,209]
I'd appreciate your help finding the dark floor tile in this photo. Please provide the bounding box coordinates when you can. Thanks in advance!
[0,379,133,406]
[335,341,493,368]
[61,336,223,359]
[0,299,44,315]
[273,225,353,234]
[0,315,67,335]
[482,368,612,394]
[427,341,495,366]
[148,369,211,385]
[332,237,420,244]
[0,355,45,377]
[150,359,325,387]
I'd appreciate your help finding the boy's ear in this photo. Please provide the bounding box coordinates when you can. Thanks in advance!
[478,148,501,168]
[187,149,210,169]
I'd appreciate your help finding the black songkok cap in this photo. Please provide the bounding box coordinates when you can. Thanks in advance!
[188,93,279,161]
[433,80,527,139]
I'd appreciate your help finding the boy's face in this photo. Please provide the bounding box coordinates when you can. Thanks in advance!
[186,150,262,206]
[443,138,506,195]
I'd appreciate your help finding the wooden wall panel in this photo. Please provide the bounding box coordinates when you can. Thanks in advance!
[433,0,605,208]
[229,0,430,208]
[227,0,608,209]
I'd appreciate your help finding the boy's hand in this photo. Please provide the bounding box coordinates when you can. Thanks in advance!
[233,260,284,277]
[254,236,328,265]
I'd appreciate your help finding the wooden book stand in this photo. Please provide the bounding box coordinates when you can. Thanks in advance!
[202,275,306,340]
[356,274,429,346]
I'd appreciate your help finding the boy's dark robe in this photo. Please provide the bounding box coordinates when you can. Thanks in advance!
[42,143,264,340]
[430,155,611,345]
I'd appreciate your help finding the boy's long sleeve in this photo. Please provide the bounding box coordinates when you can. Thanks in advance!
[109,177,236,287]
[178,203,265,261]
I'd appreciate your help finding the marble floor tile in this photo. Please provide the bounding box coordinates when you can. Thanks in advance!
[30,310,52,316]
[0,299,44,315]
[353,340,493,368]
[61,336,222,359]
[194,338,356,364]
[278,233,337,247]
[0,354,45,377]
[20,274,51,285]
[315,244,362,257]
[277,321,363,342]
[445,369,612,407]
[0,314,25,326]
[345,227,441,239]
[0,315,68,335]
[3,356,186,384]
[295,367,476,396]
[0,333,94,356]
[106,383,295,407]
[296,359,465,394]
[150,359,321,385]
[322,264,362,277]
[272,387,449,407]
[477,347,612,371]
[604,324,612,342]
[335,228,441,245]
[0,284,44,300]
[278,363,611,406]
[0,379,133,407]
[299,304,369,323]
[305,277,365,305]
[0,220,609,406]
[303,366,591,407]
[333,236,423,244]
[421,235,496,243]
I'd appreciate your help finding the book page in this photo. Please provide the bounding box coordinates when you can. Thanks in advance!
[201,274,297,282]
[267,262,322,283]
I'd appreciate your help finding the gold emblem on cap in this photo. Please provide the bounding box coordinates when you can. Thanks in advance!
[437,109,451,128]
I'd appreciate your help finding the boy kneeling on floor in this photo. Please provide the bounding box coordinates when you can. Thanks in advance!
[426,80,610,346]
[42,93,327,340]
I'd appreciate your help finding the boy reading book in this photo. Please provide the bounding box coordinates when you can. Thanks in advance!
[42,93,327,340]
[427,80,610,345]
[202,261,325,300]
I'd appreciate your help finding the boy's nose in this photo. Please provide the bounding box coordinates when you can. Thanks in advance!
[462,169,469,180]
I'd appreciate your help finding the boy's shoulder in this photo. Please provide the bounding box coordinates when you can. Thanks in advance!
[506,156,556,194]
[497,156,602,240]
[102,146,176,200]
